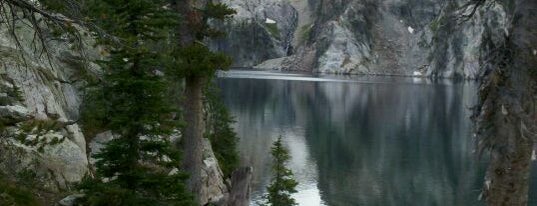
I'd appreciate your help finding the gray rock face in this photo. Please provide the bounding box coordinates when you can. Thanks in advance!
[200,138,229,205]
[220,0,509,79]
[57,194,85,206]
[426,1,508,79]
[0,7,95,192]
[0,105,31,124]
[88,131,115,166]
[210,0,299,67]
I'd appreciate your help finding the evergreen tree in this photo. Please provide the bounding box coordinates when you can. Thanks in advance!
[0,172,40,206]
[204,83,240,177]
[79,0,192,205]
[170,1,235,199]
[265,136,298,206]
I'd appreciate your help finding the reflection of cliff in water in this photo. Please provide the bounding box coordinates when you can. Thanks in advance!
[302,81,484,206]
[218,75,487,206]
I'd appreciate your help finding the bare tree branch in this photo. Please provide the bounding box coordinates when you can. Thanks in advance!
[0,0,121,69]
[1,0,82,68]
[5,0,75,23]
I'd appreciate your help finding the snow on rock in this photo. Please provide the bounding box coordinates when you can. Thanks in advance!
[407,26,415,34]
[265,18,276,24]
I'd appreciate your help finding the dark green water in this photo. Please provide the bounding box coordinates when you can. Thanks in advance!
[217,70,536,206]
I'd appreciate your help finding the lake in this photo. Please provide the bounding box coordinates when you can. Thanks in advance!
[217,70,537,206]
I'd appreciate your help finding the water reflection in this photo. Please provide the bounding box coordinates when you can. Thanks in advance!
[217,71,486,206]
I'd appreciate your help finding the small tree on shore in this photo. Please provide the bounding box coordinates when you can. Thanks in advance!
[264,136,298,206]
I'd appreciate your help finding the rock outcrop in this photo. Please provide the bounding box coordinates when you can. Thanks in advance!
[426,0,508,79]
[216,0,510,79]
[0,8,96,193]
[210,0,299,67]
[200,139,229,205]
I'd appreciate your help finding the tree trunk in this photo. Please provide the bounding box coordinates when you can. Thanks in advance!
[483,113,533,206]
[173,0,206,200]
[174,0,195,46]
[183,75,206,202]
[480,0,537,205]
[227,167,253,206]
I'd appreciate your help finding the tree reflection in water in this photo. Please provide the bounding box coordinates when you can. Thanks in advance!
[217,74,537,206]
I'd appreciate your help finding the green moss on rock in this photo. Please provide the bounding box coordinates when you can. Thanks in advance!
[265,23,281,40]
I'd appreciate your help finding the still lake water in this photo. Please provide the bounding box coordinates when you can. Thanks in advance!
[217,70,537,206]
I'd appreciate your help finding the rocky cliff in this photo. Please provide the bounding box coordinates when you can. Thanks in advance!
[0,12,94,196]
[214,0,509,79]
[0,6,231,205]
[209,0,299,67]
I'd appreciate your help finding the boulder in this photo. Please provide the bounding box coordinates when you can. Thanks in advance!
[57,194,85,206]
[0,105,31,124]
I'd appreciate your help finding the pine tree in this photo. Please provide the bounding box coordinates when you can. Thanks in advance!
[0,171,39,206]
[265,136,298,206]
[170,1,235,199]
[204,83,240,177]
[78,0,192,205]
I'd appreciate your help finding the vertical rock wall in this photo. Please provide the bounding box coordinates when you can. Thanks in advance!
[0,10,95,192]
[217,0,511,79]
[210,0,299,67]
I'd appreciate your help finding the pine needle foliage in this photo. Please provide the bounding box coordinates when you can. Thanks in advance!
[197,2,237,38]
[172,43,232,78]
[264,136,298,206]
[79,0,192,205]
[169,1,236,78]
[0,172,40,206]
[204,83,240,177]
